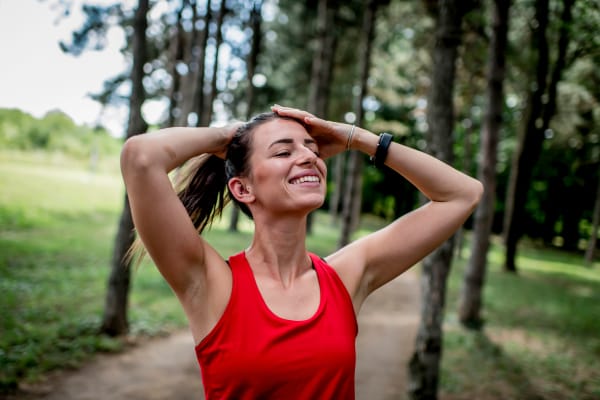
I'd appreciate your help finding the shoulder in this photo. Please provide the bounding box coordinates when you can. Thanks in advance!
[322,243,370,310]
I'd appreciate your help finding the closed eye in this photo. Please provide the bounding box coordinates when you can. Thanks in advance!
[306,144,320,158]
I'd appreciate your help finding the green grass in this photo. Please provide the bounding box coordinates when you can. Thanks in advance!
[441,238,600,400]
[0,154,127,390]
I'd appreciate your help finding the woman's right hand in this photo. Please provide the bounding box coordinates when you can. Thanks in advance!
[212,121,244,159]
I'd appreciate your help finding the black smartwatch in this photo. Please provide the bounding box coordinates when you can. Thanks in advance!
[370,133,393,168]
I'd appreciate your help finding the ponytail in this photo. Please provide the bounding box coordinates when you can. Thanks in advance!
[177,154,229,233]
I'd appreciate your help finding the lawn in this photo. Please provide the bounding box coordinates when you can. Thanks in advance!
[0,152,131,390]
[441,239,600,399]
[1,152,598,399]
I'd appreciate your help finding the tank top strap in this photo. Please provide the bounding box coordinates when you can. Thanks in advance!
[227,251,256,302]
[308,252,358,335]
[227,251,246,275]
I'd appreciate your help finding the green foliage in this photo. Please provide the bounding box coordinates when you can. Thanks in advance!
[441,238,600,399]
[59,4,123,56]
[0,108,121,162]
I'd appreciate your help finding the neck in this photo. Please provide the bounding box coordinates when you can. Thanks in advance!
[245,213,311,286]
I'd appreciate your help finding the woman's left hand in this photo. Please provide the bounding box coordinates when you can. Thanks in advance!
[271,105,354,159]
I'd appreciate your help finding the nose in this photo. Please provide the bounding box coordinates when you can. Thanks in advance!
[297,145,318,165]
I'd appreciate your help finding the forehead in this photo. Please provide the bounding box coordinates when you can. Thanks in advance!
[252,119,311,148]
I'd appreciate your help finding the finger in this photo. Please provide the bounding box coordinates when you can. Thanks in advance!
[271,104,315,119]
[303,116,327,129]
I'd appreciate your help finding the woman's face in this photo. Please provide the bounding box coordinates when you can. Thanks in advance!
[244,118,327,216]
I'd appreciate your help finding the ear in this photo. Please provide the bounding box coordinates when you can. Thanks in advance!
[228,177,255,204]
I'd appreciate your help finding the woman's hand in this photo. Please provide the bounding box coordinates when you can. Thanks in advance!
[271,105,354,159]
[212,121,244,159]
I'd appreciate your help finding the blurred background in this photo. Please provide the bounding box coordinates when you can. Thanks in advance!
[0,0,598,399]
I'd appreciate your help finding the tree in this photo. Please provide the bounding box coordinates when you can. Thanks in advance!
[307,0,338,120]
[458,0,511,328]
[191,1,212,127]
[101,0,149,335]
[201,0,229,126]
[164,0,189,127]
[305,0,339,233]
[229,0,264,232]
[408,0,478,398]
[338,0,386,247]
[503,0,575,272]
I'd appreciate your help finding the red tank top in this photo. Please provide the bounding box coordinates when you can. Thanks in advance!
[195,251,358,399]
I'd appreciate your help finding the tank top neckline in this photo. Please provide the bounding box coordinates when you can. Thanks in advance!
[238,251,326,324]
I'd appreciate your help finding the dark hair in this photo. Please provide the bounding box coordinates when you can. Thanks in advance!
[126,111,283,266]
[181,111,284,230]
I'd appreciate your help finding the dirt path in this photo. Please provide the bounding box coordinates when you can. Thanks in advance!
[11,269,420,400]
[356,269,420,400]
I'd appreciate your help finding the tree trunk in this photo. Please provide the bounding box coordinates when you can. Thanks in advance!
[328,154,346,222]
[585,176,600,264]
[453,126,472,259]
[458,0,511,329]
[192,1,211,127]
[164,1,187,128]
[178,0,201,126]
[408,1,469,398]
[503,0,574,271]
[502,0,549,272]
[307,0,337,120]
[230,0,263,232]
[306,0,338,234]
[100,0,149,336]
[409,239,455,400]
[201,0,227,126]
[542,0,576,250]
[339,0,379,248]
[454,73,478,260]
[244,0,262,120]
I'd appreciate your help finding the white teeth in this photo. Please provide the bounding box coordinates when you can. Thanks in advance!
[290,175,320,184]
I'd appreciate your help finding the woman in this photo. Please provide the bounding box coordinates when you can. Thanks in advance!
[121,105,483,399]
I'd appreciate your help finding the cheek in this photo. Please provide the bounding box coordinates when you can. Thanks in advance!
[248,161,285,187]
[317,159,328,180]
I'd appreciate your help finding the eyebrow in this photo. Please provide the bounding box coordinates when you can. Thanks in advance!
[268,138,316,149]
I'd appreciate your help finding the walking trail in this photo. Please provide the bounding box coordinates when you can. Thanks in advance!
[12,269,420,400]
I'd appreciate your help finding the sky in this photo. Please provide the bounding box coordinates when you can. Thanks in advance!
[0,0,131,137]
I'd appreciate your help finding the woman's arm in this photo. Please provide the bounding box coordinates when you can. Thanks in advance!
[270,105,482,309]
[332,127,483,302]
[121,126,235,295]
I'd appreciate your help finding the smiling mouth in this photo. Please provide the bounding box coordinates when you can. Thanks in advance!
[290,175,320,184]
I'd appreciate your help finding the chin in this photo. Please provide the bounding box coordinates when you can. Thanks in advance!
[304,196,326,211]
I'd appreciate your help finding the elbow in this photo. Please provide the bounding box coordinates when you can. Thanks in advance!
[120,135,153,178]
[466,178,484,211]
